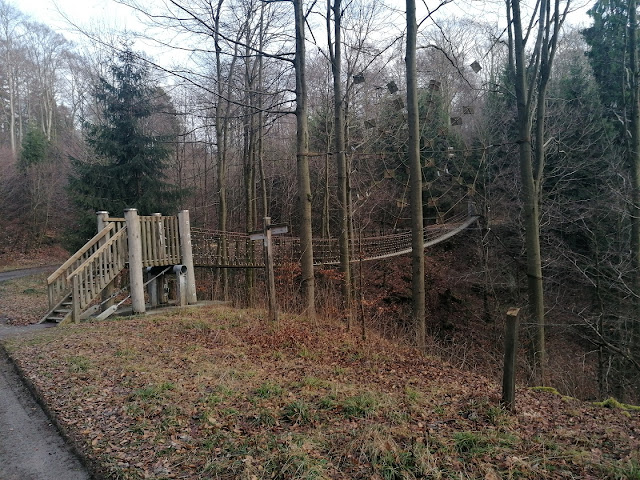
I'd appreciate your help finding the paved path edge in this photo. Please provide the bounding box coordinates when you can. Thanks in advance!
[0,343,103,479]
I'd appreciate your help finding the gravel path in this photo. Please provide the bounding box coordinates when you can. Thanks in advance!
[0,324,91,479]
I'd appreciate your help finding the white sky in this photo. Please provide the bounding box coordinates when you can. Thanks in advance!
[20,0,133,32]
[20,0,595,31]
[18,0,595,62]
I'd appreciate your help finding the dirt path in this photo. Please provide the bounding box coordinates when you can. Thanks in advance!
[0,325,91,480]
[0,265,58,283]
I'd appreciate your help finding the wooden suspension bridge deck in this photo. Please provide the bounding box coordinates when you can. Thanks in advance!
[191,212,480,268]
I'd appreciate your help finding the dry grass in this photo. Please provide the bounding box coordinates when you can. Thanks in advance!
[2,306,639,480]
[0,272,50,325]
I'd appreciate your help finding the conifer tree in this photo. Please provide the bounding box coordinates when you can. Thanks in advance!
[68,48,183,246]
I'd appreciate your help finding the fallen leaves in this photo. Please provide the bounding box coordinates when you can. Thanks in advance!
[2,306,639,479]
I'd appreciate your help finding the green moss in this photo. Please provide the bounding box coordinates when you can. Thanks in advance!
[529,386,560,395]
[593,397,640,411]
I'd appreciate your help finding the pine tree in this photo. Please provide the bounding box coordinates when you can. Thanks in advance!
[68,48,183,246]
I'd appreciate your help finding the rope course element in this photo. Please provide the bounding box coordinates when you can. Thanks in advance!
[191,212,479,268]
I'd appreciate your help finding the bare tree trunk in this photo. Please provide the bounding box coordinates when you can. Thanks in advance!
[9,70,16,157]
[328,0,352,329]
[322,151,330,239]
[294,0,316,319]
[508,0,567,385]
[258,2,268,219]
[406,0,426,348]
[511,0,546,384]
[214,0,230,300]
[628,0,640,369]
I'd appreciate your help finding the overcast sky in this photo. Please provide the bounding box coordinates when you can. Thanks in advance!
[18,0,593,58]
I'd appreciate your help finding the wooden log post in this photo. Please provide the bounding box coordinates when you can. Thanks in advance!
[502,307,520,411]
[264,217,279,323]
[125,208,146,314]
[97,211,115,311]
[178,210,198,305]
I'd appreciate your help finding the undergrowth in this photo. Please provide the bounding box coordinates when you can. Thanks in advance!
[2,306,639,479]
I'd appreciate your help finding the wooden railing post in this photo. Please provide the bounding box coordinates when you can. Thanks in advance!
[125,208,146,314]
[97,211,115,311]
[178,210,197,305]
[72,275,81,323]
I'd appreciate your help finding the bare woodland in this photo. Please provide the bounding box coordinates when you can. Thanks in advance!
[2,0,640,402]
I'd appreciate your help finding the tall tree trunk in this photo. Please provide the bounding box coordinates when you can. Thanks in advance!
[511,0,546,384]
[628,0,640,374]
[9,69,16,157]
[294,0,316,318]
[406,0,426,348]
[214,0,230,300]
[328,0,353,328]
[258,2,268,219]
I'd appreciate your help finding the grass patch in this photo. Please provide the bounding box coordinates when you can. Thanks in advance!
[341,392,379,418]
[453,431,491,455]
[283,400,312,425]
[254,381,283,398]
[130,382,175,400]
[66,355,92,373]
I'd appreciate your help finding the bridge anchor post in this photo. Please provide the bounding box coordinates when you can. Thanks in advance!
[178,210,197,305]
[125,208,146,314]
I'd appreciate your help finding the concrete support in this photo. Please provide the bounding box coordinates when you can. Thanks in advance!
[147,269,159,308]
[178,210,197,304]
[125,208,146,314]
[173,265,188,307]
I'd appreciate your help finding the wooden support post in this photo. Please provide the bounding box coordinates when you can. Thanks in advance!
[97,211,115,311]
[502,307,520,411]
[264,217,279,323]
[178,210,198,305]
[72,275,81,323]
[125,208,146,314]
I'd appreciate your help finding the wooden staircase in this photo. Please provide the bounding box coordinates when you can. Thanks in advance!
[41,294,73,324]
[40,221,128,325]
[40,212,187,325]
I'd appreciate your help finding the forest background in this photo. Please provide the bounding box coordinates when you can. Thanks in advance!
[1,0,639,403]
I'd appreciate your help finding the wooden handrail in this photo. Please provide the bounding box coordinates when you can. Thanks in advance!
[67,225,129,320]
[47,223,115,285]
[66,227,127,281]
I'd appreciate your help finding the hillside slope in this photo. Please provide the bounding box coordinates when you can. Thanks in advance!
[2,307,638,479]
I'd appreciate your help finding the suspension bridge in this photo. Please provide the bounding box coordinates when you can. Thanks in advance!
[39,208,479,325]
[191,211,479,268]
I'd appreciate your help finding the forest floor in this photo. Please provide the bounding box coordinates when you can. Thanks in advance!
[1,304,639,480]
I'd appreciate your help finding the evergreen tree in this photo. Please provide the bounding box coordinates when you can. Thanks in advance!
[19,127,49,171]
[68,48,183,246]
[583,0,630,123]
[18,126,53,237]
